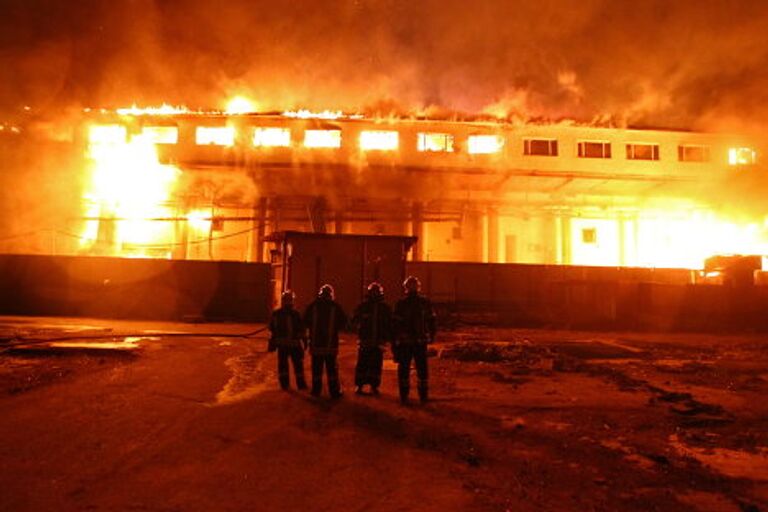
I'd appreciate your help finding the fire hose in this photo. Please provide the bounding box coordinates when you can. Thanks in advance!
[0,325,270,353]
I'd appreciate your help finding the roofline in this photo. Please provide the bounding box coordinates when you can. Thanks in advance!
[83,110,729,136]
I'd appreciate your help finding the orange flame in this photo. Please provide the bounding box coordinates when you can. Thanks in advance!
[82,127,180,257]
[116,103,190,116]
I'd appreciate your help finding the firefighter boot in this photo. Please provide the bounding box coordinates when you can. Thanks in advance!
[399,385,410,404]
[418,379,429,403]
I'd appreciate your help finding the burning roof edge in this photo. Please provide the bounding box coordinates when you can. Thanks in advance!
[79,109,752,140]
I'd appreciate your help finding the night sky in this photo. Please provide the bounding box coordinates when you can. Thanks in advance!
[2,0,768,132]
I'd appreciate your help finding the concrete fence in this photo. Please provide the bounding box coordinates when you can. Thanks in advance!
[2,254,767,332]
[407,261,768,332]
[0,254,271,322]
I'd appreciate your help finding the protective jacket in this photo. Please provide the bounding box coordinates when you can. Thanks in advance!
[352,299,393,347]
[304,298,348,355]
[268,306,304,349]
[393,292,436,345]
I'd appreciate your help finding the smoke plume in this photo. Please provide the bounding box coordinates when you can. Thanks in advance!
[2,0,768,131]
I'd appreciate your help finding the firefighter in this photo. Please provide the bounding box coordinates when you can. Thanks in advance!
[393,276,436,404]
[303,284,348,398]
[268,290,307,391]
[351,282,393,395]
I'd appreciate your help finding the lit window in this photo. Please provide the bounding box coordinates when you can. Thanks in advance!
[89,124,127,145]
[577,141,611,159]
[729,147,756,166]
[418,132,454,152]
[140,126,178,144]
[468,135,504,154]
[626,143,659,160]
[524,138,558,156]
[253,127,291,147]
[678,144,710,162]
[196,127,235,146]
[304,129,342,148]
[360,130,399,151]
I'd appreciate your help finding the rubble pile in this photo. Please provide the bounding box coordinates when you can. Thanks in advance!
[439,340,566,372]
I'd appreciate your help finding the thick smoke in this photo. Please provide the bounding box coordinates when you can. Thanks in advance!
[2,0,768,131]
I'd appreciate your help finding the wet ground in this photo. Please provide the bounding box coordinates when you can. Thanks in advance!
[1,316,767,511]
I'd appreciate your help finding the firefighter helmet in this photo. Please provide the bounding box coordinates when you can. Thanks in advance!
[366,282,384,300]
[403,275,421,293]
[280,290,295,307]
[318,284,335,300]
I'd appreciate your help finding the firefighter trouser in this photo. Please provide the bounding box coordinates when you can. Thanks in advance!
[311,354,341,397]
[396,343,428,402]
[277,346,306,389]
[354,345,383,388]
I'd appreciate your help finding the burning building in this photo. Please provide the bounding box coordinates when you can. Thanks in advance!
[58,106,764,272]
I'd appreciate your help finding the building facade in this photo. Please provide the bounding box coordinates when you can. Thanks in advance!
[75,111,762,269]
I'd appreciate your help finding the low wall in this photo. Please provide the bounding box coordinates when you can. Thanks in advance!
[4,255,766,331]
[0,254,271,322]
[407,261,768,332]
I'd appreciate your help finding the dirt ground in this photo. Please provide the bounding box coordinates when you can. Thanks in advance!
[1,316,767,511]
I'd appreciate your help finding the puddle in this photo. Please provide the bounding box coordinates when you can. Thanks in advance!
[212,354,271,405]
[38,324,108,332]
[670,434,768,480]
[48,336,157,350]
[123,336,160,343]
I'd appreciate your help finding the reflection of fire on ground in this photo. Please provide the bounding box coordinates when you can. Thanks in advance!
[213,351,271,405]
[2,321,768,509]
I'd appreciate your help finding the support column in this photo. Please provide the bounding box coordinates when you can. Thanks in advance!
[557,215,572,265]
[542,214,558,265]
[487,207,499,263]
[309,197,327,234]
[172,202,188,260]
[411,201,425,261]
[334,211,347,234]
[248,197,267,263]
[618,214,626,267]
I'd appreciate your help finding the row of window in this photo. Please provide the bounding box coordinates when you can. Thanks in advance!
[88,124,758,164]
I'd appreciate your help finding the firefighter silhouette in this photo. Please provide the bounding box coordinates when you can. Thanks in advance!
[268,290,307,390]
[393,276,437,404]
[351,282,393,395]
[303,284,348,398]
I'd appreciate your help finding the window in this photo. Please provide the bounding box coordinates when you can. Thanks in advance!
[89,124,127,145]
[578,141,611,159]
[728,147,756,166]
[524,138,558,156]
[140,126,178,144]
[253,127,291,147]
[304,129,341,148]
[468,135,504,154]
[678,144,710,162]
[196,127,235,146]
[417,132,454,152]
[359,130,399,151]
[582,228,597,244]
[626,143,659,160]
